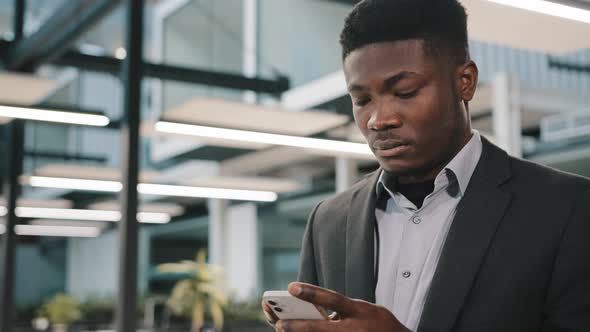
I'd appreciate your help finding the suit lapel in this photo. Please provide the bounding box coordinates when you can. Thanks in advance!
[417,139,513,332]
[345,170,380,302]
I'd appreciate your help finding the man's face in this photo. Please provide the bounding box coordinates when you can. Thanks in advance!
[344,40,472,178]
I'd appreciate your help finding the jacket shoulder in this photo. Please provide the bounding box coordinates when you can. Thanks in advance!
[508,156,590,194]
[314,169,378,217]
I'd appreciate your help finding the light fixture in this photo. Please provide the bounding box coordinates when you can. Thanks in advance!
[89,201,184,217]
[15,207,119,221]
[154,121,373,157]
[0,105,110,126]
[30,219,109,229]
[27,176,122,192]
[161,97,350,137]
[14,224,101,237]
[24,176,279,202]
[485,0,590,24]
[115,47,127,60]
[137,212,171,224]
[11,207,170,224]
[138,183,278,202]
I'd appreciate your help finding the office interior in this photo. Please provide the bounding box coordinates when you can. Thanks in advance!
[0,0,589,331]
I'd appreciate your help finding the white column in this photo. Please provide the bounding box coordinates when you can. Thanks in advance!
[492,72,522,157]
[335,157,358,193]
[243,0,258,104]
[208,200,260,301]
[226,203,259,301]
[208,198,227,267]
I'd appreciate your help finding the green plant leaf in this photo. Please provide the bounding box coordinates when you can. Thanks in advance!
[209,298,224,330]
[196,249,207,264]
[162,248,227,329]
[167,279,196,317]
[196,283,227,306]
[192,298,204,332]
[157,262,198,274]
[40,294,81,325]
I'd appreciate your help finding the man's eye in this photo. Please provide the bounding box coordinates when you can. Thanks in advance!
[396,90,419,99]
[354,98,370,107]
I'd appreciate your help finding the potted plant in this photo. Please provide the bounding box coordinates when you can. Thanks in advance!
[37,293,81,332]
[158,249,227,332]
[79,296,115,328]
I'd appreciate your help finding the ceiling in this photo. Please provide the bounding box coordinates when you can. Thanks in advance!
[323,0,590,54]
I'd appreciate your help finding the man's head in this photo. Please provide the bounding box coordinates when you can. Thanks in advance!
[341,0,478,182]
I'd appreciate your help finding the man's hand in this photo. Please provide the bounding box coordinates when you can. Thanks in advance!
[263,282,410,332]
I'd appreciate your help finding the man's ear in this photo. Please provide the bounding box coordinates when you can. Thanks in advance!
[456,60,479,102]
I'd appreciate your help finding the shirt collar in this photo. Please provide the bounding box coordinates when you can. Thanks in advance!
[376,130,483,198]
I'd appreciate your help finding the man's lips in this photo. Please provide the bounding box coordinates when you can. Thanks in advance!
[371,140,410,157]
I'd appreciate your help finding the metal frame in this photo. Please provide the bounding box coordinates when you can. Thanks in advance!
[150,0,191,126]
[548,57,590,74]
[23,150,107,163]
[1,0,120,71]
[51,51,289,94]
[115,0,142,331]
[0,3,26,331]
[0,121,24,332]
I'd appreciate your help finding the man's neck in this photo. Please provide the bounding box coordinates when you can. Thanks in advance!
[396,179,436,209]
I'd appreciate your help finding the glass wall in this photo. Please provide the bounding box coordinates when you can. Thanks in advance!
[2,0,590,330]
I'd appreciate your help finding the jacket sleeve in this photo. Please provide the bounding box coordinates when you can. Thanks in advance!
[542,189,590,331]
[297,202,322,286]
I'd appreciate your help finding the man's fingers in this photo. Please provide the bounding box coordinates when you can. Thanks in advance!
[329,311,341,321]
[277,319,334,332]
[288,282,357,317]
[261,300,279,325]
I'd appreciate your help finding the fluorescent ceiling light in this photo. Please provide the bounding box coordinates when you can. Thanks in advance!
[0,105,110,126]
[485,0,590,24]
[14,224,101,237]
[186,176,303,193]
[89,201,184,216]
[16,207,119,221]
[138,183,278,202]
[154,121,373,157]
[31,219,109,229]
[24,176,279,202]
[137,212,171,224]
[27,176,122,192]
[11,207,170,224]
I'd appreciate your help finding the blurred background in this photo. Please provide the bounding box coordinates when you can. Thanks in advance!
[0,0,588,331]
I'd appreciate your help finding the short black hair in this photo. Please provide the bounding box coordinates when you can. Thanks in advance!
[340,0,469,64]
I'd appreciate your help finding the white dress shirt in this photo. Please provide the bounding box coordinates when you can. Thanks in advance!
[375,131,483,331]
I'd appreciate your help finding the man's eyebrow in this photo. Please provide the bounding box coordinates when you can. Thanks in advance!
[347,71,422,92]
[384,71,421,88]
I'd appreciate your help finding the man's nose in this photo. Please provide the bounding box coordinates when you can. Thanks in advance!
[367,101,402,131]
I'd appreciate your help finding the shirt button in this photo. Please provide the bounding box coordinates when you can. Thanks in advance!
[402,271,412,278]
[412,216,422,224]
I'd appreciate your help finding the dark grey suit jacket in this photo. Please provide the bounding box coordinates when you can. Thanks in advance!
[298,138,590,332]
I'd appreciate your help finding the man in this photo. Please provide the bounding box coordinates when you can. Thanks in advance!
[263,0,590,331]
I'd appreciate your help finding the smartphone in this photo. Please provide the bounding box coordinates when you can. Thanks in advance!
[263,290,329,320]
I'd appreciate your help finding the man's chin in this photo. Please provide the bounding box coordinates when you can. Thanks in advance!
[377,158,416,175]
